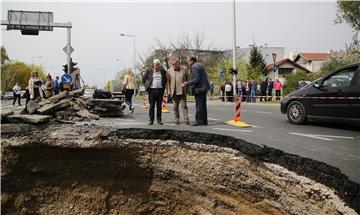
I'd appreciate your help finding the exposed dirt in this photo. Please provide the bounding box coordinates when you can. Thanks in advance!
[1,123,359,215]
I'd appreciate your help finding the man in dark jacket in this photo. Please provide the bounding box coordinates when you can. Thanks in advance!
[142,59,167,125]
[260,78,268,102]
[182,56,209,126]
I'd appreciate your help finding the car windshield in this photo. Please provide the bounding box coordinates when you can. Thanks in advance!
[304,78,321,88]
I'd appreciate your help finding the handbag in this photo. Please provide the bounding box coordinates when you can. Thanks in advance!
[122,85,127,93]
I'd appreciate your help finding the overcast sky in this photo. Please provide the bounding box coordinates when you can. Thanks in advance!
[1,1,355,88]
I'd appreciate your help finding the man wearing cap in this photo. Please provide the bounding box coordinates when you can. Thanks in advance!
[142,59,167,125]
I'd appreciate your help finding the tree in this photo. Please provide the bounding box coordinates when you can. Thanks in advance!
[138,32,220,75]
[247,45,267,80]
[335,1,360,32]
[1,61,46,92]
[105,80,111,91]
[206,59,247,95]
[283,71,308,95]
[1,46,10,69]
[1,61,31,91]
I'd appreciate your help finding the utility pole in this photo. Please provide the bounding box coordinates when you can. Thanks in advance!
[232,0,237,97]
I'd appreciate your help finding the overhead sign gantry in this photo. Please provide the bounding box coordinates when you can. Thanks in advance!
[1,10,74,74]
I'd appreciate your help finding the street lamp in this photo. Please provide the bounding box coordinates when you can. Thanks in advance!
[272,53,277,79]
[31,56,42,65]
[120,33,136,73]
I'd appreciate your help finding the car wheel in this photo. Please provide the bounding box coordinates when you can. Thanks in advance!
[287,101,307,125]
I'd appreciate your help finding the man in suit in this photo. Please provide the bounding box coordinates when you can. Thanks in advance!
[182,56,209,126]
[167,57,190,125]
[142,59,167,125]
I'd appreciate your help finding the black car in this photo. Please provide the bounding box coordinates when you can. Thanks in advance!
[281,63,360,124]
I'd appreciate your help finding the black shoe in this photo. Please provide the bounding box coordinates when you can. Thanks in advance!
[148,121,154,125]
[175,121,180,125]
[157,121,163,125]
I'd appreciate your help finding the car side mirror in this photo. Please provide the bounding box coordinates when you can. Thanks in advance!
[314,82,320,88]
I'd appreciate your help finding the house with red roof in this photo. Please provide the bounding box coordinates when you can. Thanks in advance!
[294,53,330,72]
[266,58,311,80]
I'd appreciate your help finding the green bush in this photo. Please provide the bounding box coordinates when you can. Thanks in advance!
[283,71,308,95]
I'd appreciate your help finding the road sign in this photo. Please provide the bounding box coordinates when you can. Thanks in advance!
[220,70,225,78]
[63,45,74,54]
[7,10,53,33]
[61,73,72,85]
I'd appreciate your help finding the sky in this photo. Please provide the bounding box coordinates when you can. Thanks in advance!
[1,0,355,88]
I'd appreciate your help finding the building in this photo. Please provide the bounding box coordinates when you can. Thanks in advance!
[293,53,330,72]
[225,45,285,65]
[266,58,311,81]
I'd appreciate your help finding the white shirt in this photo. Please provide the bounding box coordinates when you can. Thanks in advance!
[225,84,232,92]
[13,85,21,95]
[150,70,162,89]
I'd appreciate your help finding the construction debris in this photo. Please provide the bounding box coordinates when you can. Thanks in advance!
[8,114,52,124]
[4,88,125,124]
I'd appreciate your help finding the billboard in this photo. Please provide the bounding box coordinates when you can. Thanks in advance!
[7,10,54,31]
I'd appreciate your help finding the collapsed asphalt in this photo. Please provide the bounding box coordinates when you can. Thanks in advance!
[1,124,359,214]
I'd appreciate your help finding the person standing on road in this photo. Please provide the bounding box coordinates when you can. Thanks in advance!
[44,73,54,98]
[209,80,214,100]
[54,76,60,95]
[182,56,209,126]
[267,78,274,101]
[29,71,43,100]
[220,80,226,102]
[71,68,81,90]
[142,59,167,125]
[246,80,252,103]
[12,83,22,106]
[260,78,268,102]
[225,82,232,102]
[251,79,257,103]
[275,79,283,100]
[167,57,190,125]
[123,68,138,114]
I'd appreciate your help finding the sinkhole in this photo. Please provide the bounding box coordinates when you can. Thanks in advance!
[1,127,359,215]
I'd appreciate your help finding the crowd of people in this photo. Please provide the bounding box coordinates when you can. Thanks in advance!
[219,78,284,103]
[12,69,81,106]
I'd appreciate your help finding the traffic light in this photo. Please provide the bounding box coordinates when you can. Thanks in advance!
[70,58,78,73]
[62,64,68,73]
[229,68,238,75]
[62,59,78,73]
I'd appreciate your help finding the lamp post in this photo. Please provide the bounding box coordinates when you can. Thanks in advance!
[272,53,277,80]
[120,33,136,73]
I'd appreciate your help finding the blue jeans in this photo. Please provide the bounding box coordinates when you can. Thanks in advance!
[125,89,134,110]
[250,90,256,103]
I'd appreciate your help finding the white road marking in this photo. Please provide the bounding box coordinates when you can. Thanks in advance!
[185,114,218,121]
[251,125,264,128]
[255,111,272,114]
[213,128,253,132]
[289,132,355,141]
